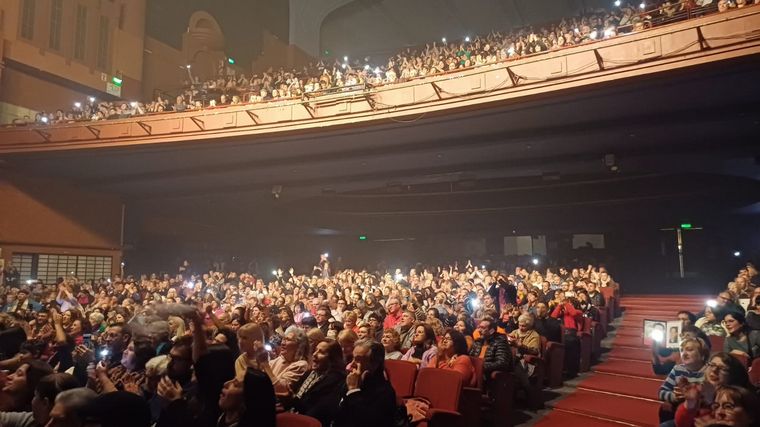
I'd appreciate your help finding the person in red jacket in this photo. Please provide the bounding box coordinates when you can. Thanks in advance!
[551,295,583,377]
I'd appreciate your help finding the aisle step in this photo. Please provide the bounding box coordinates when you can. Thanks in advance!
[551,389,661,426]
[577,372,661,400]
[608,347,652,362]
[533,409,625,427]
[593,359,664,380]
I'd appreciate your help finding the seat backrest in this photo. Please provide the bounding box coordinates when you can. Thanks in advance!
[540,336,548,356]
[414,367,463,411]
[582,317,593,333]
[709,335,725,353]
[750,357,760,387]
[385,359,418,398]
[276,413,322,427]
[469,356,484,390]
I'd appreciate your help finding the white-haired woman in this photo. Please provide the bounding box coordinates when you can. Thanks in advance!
[259,325,310,392]
[508,313,542,402]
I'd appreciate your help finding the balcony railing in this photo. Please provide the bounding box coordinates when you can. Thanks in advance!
[1,6,759,153]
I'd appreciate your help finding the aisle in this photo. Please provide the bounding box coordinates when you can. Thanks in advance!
[533,294,708,427]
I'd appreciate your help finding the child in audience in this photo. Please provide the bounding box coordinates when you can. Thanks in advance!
[234,323,268,379]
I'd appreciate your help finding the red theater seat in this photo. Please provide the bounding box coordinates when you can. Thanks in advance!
[385,359,418,400]
[276,413,321,427]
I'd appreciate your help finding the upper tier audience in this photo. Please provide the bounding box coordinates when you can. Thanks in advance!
[13,0,751,128]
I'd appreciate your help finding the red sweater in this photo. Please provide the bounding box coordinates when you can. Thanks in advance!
[551,302,583,330]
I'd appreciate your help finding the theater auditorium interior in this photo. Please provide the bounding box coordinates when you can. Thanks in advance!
[1,0,760,426]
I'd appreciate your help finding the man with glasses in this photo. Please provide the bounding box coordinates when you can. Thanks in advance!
[382,298,403,329]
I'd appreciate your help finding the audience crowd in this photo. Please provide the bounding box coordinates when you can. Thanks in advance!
[654,262,760,427]
[14,0,754,127]
[0,257,620,427]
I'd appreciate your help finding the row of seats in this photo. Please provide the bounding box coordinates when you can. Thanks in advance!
[276,288,620,427]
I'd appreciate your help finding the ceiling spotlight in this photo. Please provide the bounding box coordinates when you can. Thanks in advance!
[733,251,742,257]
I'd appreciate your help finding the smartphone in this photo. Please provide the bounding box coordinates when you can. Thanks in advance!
[82,333,93,349]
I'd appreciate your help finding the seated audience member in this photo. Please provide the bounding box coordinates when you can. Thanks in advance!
[333,340,396,427]
[337,329,358,367]
[674,352,751,427]
[429,330,475,386]
[0,372,78,427]
[233,323,268,379]
[469,317,511,383]
[658,338,708,405]
[586,282,605,307]
[695,305,726,336]
[283,340,346,427]
[258,325,309,392]
[395,311,416,351]
[401,323,437,368]
[453,320,474,350]
[217,368,276,427]
[381,328,403,360]
[94,338,154,393]
[46,387,97,427]
[509,314,541,388]
[533,303,562,343]
[746,290,760,330]
[676,385,759,427]
[1,360,54,412]
[652,325,707,376]
[715,291,745,318]
[723,311,760,360]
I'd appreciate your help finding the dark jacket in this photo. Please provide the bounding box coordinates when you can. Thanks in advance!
[469,334,512,378]
[588,291,605,308]
[289,369,346,427]
[534,316,562,343]
[332,370,396,427]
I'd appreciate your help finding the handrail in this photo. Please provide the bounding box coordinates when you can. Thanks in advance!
[0,4,758,150]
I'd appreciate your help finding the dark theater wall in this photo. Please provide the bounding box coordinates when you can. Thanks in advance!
[0,172,123,274]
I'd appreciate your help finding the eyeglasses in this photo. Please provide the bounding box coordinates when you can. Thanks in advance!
[711,402,736,411]
[706,362,730,374]
[441,336,452,342]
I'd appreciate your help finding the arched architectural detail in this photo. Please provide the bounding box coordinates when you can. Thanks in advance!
[187,11,225,51]
[289,0,356,57]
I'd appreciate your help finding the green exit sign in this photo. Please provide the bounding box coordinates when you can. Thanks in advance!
[111,76,123,87]
[359,235,367,241]
[680,223,692,229]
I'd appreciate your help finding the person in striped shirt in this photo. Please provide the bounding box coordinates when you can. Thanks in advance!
[658,337,709,403]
